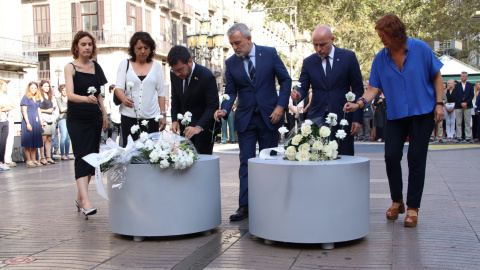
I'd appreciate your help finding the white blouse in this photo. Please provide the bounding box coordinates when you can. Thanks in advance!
[115,59,165,119]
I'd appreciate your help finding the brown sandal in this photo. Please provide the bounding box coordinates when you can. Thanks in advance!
[404,207,419,227]
[386,200,405,220]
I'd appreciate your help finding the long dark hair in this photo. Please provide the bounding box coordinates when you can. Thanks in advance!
[40,80,53,100]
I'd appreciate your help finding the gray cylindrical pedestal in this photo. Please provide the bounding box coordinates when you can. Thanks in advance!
[108,155,221,238]
[249,155,370,246]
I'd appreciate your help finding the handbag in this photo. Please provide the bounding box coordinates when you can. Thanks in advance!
[113,60,130,105]
[42,113,54,124]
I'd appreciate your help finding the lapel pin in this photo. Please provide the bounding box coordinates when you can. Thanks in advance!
[194,77,198,80]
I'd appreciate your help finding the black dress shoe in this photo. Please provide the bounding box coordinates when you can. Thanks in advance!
[229,206,248,221]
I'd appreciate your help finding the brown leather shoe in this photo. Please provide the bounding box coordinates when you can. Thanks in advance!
[404,207,419,227]
[386,200,405,220]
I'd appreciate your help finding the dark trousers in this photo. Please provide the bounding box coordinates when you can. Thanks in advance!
[385,111,434,208]
[179,124,215,155]
[120,115,158,147]
[108,123,122,146]
[237,112,279,207]
[0,121,8,163]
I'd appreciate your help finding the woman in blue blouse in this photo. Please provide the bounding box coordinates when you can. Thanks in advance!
[345,14,444,228]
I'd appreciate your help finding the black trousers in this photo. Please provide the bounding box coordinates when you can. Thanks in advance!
[120,115,158,147]
[0,121,8,163]
[179,124,216,155]
[385,111,434,208]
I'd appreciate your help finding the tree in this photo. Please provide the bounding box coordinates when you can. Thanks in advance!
[247,0,480,78]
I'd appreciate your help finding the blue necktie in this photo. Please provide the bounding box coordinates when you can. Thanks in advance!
[325,56,332,81]
[245,55,255,82]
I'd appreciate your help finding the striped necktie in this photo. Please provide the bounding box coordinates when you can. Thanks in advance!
[244,55,255,81]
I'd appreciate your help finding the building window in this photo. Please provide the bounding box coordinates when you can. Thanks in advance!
[38,54,50,81]
[127,3,143,31]
[160,16,166,37]
[172,20,177,45]
[183,24,188,45]
[145,10,151,34]
[82,1,99,31]
[33,5,50,46]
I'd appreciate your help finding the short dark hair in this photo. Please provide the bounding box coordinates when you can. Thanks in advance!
[71,31,97,59]
[128,32,156,63]
[167,45,191,66]
[59,84,66,91]
[375,14,407,46]
[109,84,115,91]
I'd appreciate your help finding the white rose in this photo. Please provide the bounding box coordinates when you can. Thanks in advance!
[278,126,289,135]
[286,154,296,161]
[298,143,310,152]
[155,114,164,122]
[141,120,149,126]
[328,140,338,150]
[310,152,321,161]
[323,145,333,157]
[295,151,310,162]
[304,119,313,126]
[285,146,296,157]
[300,123,312,136]
[345,92,356,102]
[335,129,347,139]
[312,141,323,151]
[319,126,331,137]
[177,113,184,120]
[340,119,349,126]
[331,150,338,159]
[291,134,303,145]
[130,124,140,134]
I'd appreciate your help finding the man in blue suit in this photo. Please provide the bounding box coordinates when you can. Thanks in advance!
[214,23,292,221]
[291,25,364,155]
[453,71,474,143]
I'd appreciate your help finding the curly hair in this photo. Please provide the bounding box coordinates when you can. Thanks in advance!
[128,32,156,63]
[71,31,97,59]
[375,14,407,46]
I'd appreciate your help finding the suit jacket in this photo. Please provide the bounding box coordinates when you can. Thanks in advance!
[170,63,219,132]
[452,82,474,109]
[221,45,291,133]
[298,46,364,124]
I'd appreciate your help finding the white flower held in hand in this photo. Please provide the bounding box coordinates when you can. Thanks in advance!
[340,119,349,126]
[345,92,356,102]
[278,126,289,135]
[221,94,230,102]
[155,115,164,122]
[126,81,134,90]
[335,129,347,139]
[87,86,96,95]
[177,113,184,120]
[130,124,140,134]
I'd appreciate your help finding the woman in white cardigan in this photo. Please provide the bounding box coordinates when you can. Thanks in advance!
[114,32,167,147]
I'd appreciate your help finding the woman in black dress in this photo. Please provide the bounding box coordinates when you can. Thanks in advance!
[64,31,108,218]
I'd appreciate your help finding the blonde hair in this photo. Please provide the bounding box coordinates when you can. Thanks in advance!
[24,81,41,101]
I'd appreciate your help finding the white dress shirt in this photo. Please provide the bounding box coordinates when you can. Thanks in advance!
[115,59,165,119]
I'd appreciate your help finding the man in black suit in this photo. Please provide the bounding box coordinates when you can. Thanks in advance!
[453,71,474,143]
[168,45,219,154]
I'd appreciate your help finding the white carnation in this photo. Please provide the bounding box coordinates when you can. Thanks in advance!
[141,120,149,126]
[335,129,347,139]
[184,111,192,118]
[177,113,184,120]
[160,159,170,168]
[130,124,140,134]
[155,114,164,122]
[345,92,356,102]
[139,132,148,139]
[278,126,289,135]
[126,81,134,88]
[340,119,349,126]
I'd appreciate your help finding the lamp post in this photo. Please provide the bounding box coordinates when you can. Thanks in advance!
[187,15,224,66]
[55,66,62,96]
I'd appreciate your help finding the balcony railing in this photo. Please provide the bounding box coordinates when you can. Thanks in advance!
[38,70,50,81]
[170,0,183,15]
[183,4,193,19]
[0,37,38,64]
[23,30,172,56]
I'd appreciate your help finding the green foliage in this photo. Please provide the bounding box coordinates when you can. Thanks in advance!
[248,0,480,78]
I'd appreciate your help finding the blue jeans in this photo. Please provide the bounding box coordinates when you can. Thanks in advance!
[58,119,70,155]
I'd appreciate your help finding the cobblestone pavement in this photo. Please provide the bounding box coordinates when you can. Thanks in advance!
[0,142,479,269]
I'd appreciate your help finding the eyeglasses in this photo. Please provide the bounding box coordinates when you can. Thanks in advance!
[171,64,187,74]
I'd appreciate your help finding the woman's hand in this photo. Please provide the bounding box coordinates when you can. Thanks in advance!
[344,102,360,113]
[26,123,32,132]
[102,116,109,131]
[122,97,134,108]
[86,95,98,104]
